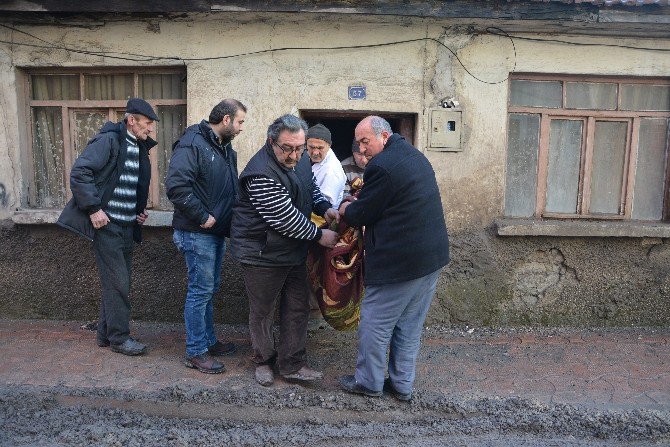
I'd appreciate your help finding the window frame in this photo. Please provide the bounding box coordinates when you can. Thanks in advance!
[507,73,670,221]
[23,66,187,210]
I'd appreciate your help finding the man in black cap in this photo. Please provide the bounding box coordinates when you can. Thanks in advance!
[58,98,159,356]
[306,124,346,209]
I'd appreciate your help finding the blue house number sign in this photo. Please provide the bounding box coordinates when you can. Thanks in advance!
[348,86,366,100]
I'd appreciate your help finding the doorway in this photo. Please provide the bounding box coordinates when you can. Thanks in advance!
[300,110,417,161]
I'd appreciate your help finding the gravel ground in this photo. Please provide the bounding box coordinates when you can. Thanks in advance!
[2,383,669,447]
[2,323,670,446]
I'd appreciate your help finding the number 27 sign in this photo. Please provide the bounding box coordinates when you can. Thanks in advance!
[348,86,366,100]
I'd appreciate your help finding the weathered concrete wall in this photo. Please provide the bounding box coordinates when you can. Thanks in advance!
[430,230,670,327]
[0,223,248,323]
[2,222,669,326]
[0,51,20,220]
[0,13,669,325]
[422,31,670,326]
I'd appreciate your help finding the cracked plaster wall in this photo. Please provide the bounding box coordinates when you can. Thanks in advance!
[0,14,669,325]
[0,49,20,220]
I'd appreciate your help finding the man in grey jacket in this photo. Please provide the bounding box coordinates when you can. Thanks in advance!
[165,99,246,374]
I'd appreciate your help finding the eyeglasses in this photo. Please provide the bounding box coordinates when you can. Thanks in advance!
[272,140,305,155]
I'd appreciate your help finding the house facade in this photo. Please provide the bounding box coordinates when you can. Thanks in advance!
[1,0,669,325]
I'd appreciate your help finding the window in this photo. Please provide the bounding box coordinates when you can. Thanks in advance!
[505,75,670,221]
[26,68,187,210]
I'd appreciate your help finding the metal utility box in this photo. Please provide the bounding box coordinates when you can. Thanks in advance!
[428,109,462,151]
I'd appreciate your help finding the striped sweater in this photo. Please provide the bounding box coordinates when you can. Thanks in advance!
[244,174,330,240]
[104,132,139,224]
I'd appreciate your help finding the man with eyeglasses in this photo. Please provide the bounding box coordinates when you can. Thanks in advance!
[230,114,339,387]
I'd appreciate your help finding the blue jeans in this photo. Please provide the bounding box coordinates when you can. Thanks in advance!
[354,268,441,394]
[173,230,226,357]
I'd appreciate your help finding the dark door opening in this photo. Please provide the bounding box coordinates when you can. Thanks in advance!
[301,110,417,161]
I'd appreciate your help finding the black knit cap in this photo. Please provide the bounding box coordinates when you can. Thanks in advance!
[126,98,160,121]
[306,123,331,145]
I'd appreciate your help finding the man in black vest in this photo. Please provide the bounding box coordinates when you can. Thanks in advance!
[337,116,450,401]
[57,98,158,356]
[230,114,339,386]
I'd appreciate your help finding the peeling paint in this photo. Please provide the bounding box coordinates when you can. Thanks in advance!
[510,248,578,312]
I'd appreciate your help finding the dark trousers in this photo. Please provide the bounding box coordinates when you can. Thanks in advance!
[242,263,310,375]
[93,222,134,345]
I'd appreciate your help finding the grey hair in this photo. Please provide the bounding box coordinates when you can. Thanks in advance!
[369,116,393,138]
[123,112,142,123]
[267,114,308,141]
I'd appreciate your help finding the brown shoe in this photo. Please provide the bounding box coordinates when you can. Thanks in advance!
[255,365,274,386]
[184,353,225,374]
[282,366,323,382]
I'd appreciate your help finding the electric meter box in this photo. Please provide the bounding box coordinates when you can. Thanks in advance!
[428,109,462,151]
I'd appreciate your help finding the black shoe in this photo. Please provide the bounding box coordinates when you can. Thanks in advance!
[207,341,236,356]
[110,338,147,356]
[184,353,226,374]
[338,374,382,397]
[97,338,110,347]
[383,378,412,401]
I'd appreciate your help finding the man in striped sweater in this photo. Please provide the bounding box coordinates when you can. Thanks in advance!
[58,98,158,356]
[230,115,339,387]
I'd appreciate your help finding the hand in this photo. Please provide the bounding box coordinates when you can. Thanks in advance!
[341,195,357,204]
[317,229,339,248]
[136,210,149,225]
[339,200,352,215]
[89,210,110,229]
[324,208,339,225]
[200,214,216,229]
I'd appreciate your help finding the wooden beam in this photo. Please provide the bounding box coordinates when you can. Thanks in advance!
[0,0,211,13]
[2,0,668,21]
[2,2,670,40]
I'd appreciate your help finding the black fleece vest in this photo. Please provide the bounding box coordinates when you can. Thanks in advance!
[230,144,314,267]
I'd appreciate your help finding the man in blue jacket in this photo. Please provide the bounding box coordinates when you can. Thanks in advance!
[338,116,450,401]
[57,98,158,356]
[165,99,246,374]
